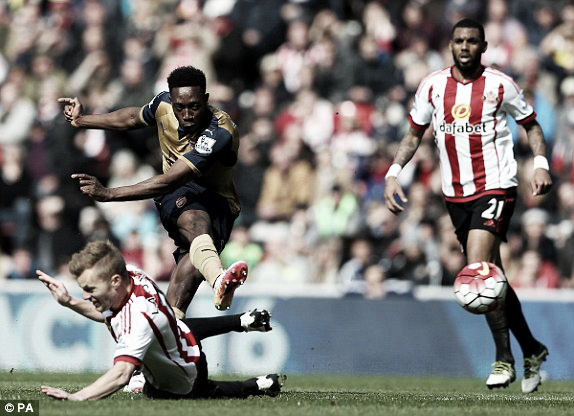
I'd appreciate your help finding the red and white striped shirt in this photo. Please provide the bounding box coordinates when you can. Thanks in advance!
[103,265,200,395]
[409,66,536,201]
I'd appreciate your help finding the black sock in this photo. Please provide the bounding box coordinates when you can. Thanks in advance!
[182,314,243,340]
[505,285,542,357]
[485,304,514,364]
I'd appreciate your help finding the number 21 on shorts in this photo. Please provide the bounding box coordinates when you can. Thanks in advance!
[481,198,504,220]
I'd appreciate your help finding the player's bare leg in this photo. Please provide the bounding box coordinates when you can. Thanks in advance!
[465,229,499,264]
[466,229,548,391]
[166,256,203,319]
[465,230,515,388]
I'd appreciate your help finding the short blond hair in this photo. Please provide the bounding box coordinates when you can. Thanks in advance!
[68,241,129,282]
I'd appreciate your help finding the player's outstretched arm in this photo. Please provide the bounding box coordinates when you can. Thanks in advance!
[41,361,136,400]
[58,97,145,130]
[72,159,196,202]
[384,127,425,214]
[523,120,552,196]
[37,270,104,322]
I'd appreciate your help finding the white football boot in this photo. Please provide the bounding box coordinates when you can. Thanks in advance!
[522,347,549,393]
[486,361,516,389]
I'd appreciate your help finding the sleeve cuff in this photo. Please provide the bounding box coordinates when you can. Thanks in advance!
[114,355,142,368]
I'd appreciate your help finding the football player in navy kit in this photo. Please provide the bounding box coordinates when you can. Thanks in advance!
[60,66,248,318]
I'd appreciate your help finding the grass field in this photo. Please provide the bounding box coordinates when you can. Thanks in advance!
[2,372,574,416]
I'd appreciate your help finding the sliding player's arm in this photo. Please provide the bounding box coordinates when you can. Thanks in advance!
[37,270,104,322]
[41,361,136,400]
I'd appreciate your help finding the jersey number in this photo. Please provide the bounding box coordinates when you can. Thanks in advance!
[481,198,504,220]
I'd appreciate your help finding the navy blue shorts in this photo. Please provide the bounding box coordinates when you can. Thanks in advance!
[153,182,237,257]
[445,188,517,251]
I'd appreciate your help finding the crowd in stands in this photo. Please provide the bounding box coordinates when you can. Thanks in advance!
[1,0,574,298]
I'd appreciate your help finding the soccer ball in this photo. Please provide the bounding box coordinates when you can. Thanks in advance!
[453,262,508,314]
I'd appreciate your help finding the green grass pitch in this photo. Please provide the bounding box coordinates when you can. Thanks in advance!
[2,372,574,416]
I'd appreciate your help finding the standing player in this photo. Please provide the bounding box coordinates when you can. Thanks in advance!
[37,240,283,400]
[59,66,247,318]
[384,19,551,393]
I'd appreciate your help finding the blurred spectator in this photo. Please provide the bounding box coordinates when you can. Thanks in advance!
[337,237,377,297]
[120,35,159,79]
[275,87,334,153]
[148,234,178,282]
[364,201,401,261]
[3,3,42,64]
[310,183,361,242]
[221,225,264,271]
[484,0,528,52]
[306,237,342,284]
[364,263,386,299]
[395,1,442,52]
[238,86,280,135]
[442,0,485,31]
[482,21,513,71]
[152,8,219,94]
[0,246,11,281]
[540,3,574,82]
[308,8,357,100]
[299,88,335,152]
[511,249,561,288]
[394,32,443,94]
[387,234,435,286]
[0,144,33,252]
[520,208,557,264]
[330,99,375,173]
[95,149,159,246]
[31,194,85,274]
[351,33,404,97]
[67,24,115,96]
[0,75,36,145]
[552,77,574,181]
[77,205,120,247]
[526,2,559,46]
[276,17,322,94]
[311,34,353,103]
[256,140,315,223]
[256,52,292,110]
[361,1,396,59]
[226,0,287,88]
[120,229,145,269]
[6,246,37,280]
[251,222,310,285]
[108,57,156,111]
[233,131,269,227]
[24,54,67,102]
